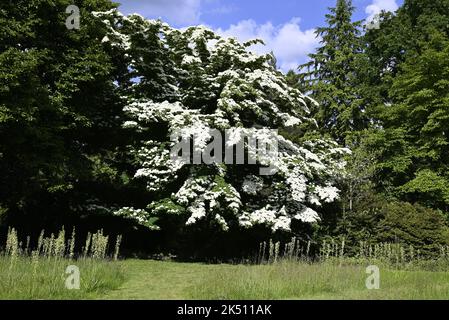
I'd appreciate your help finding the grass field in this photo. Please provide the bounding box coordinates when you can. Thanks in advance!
[0,256,124,299]
[102,259,449,300]
[3,227,449,300]
[2,257,449,300]
[0,228,124,299]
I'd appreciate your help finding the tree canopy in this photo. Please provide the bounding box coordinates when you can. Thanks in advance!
[92,9,349,234]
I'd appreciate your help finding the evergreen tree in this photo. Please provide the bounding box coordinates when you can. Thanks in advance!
[299,0,367,145]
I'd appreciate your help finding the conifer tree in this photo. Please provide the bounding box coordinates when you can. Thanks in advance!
[299,0,366,145]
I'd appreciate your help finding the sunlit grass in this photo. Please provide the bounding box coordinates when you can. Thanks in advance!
[0,256,125,299]
[101,259,449,300]
[3,226,449,300]
[191,260,449,300]
[0,227,125,300]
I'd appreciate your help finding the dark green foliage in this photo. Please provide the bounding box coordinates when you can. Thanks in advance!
[377,202,449,257]
[2,0,449,260]
[335,197,449,258]
[308,0,449,249]
[363,0,449,210]
[0,0,149,242]
[299,0,368,145]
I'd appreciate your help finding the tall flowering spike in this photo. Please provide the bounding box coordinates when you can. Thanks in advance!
[95,10,350,233]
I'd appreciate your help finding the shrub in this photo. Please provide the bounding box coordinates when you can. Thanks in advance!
[335,199,449,259]
[376,202,449,258]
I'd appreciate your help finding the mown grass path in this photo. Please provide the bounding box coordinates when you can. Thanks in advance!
[103,260,231,299]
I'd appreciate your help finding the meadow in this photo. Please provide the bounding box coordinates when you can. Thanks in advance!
[2,229,449,300]
[100,259,449,300]
[0,228,124,299]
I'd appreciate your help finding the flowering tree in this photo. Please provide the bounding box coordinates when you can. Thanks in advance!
[94,9,349,234]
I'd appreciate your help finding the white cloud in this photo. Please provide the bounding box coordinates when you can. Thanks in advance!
[204,4,236,15]
[365,0,399,21]
[122,0,202,26]
[120,0,235,26]
[215,18,319,72]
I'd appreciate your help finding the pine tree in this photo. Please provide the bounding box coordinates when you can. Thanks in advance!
[299,0,367,145]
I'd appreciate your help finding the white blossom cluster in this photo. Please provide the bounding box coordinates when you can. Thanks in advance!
[94,9,350,233]
[113,207,160,230]
[242,175,264,195]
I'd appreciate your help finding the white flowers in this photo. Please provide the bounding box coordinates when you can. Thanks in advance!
[239,206,295,232]
[182,55,202,65]
[294,207,320,223]
[286,172,308,202]
[114,207,150,225]
[315,185,340,203]
[273,216,292,232]
[241,207,277,226]
[95,9,349,234]
[186,204,207,225]
[242,175,264,195]
[283,115,302,127]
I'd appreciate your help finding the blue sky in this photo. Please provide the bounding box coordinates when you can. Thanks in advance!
[115,0,403,71]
